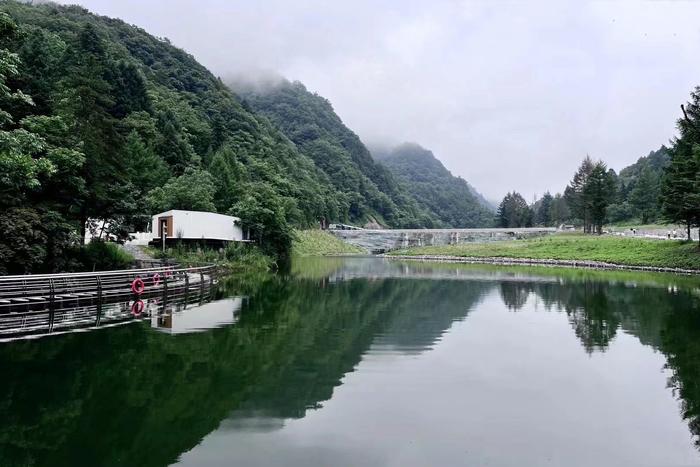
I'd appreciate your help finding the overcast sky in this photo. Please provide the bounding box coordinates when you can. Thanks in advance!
[63,0,700,201]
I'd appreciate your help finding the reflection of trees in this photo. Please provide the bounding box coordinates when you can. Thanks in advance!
[659,296,700,449]
[0,276,489,467]
[499,282,532,311]
[519,276,700,449]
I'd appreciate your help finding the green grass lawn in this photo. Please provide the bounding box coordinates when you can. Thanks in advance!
[292,230,365,257]
[390,234,700,270]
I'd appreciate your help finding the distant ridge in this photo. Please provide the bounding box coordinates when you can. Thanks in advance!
[373,143,494,228]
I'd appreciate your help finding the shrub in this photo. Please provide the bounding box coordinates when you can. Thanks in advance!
[80,241,134,271]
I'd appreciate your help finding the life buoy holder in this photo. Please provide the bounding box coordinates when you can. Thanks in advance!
[152,273,161,286]
[131,277,145,295]
[131,300,145,316]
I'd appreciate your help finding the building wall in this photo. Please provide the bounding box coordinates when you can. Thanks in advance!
[151,210,243,241]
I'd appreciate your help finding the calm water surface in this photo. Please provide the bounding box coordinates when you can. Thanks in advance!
[2,257,700,466]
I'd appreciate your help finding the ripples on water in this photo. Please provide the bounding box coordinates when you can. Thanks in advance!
[1,257,700,467]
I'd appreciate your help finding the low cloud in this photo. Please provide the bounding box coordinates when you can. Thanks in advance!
[64,0,700,200]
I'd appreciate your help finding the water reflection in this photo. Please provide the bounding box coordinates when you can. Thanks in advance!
[0,258,699,466]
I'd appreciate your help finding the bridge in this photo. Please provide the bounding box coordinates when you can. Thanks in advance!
[328,227,557,254]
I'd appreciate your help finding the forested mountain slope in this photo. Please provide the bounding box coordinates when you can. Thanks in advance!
[373,143,494,227]
[0,1,364,271]
[232,79,438,228]
[606,146,671,223]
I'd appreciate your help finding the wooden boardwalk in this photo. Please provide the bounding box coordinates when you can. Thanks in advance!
[0,264,219,340]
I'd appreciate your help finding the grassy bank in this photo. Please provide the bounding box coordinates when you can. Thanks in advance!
[390,234,700,271]
[292,230,364,257]
[148,242,274,273]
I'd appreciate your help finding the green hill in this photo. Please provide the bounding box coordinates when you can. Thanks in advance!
[232,78,438,228]
[374,143,494,227]
[0,1,393,272]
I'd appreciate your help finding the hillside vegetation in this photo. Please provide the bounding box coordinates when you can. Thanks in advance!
[292,230,364,257]
[234,79,441,228]
[374,142,494,227]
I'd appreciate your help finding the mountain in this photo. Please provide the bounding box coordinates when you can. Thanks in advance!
[603,145,671,224]
[232,78,438,228]
[618,145,671,186]
[1,1,410,271]
[373,143,494,228]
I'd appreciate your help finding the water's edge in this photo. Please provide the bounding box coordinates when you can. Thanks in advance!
[384,254,700,275]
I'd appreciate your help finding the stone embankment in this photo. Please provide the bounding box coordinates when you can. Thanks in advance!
[328,228,556,254]
[386,254,700,275]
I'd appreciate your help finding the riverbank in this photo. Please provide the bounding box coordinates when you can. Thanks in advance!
[147,243,274,273]
[292,230,364,256]
[388,234,700,273]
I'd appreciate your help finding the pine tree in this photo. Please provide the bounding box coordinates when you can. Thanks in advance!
[565,156,595,232]
[629,166,659,224]
[660,87,700,244]
[535,192,553,226]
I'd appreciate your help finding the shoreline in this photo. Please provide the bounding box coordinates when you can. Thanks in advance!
[384,254,700,276]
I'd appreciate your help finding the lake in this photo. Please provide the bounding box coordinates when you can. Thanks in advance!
[1,257,700,466]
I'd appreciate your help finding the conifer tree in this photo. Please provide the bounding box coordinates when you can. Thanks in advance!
[660,87,700,243]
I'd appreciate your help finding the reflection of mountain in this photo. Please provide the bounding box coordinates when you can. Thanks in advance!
[0,275,489,467]
[2,258,700,465]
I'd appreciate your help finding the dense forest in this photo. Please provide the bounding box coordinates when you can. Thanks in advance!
[372,142,494,228]
[0,1,360,271]
[232,78,441,228]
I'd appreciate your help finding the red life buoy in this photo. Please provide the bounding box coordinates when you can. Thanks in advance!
[131,277,145,295]
[131,300,145,316]
[152,273,161,286]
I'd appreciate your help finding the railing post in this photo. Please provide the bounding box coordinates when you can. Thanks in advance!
[199,270,205,304]
[48,278,56,333]
[96,276,103,325]
[184,273,189,304]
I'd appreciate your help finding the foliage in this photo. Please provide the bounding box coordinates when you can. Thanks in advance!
[154,241,273,272]
[392,234,700,270]
[292,229,365,257]
[0,2,373,269]
[373,142,494,227]
[660,88,700,243]
[146,167,216,213]
[234,79,440,228]
[496,191,532,227]
[79,239,133,271]
[230,184,295,259]
[565,157,615,233]
[533,191,553,226]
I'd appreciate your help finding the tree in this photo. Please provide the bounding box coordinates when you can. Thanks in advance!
[549,193,570,227]
[629,166,660,224]
[583,163,616,234]
[146,168,216,213]
[565,157,615,233]
[0,13,85,274]
[58,23,125,242]
[497,192,532,228]
[565,156,595,233]
[660,87,700,243]
[535,192,553,226]
[230,184,294,260]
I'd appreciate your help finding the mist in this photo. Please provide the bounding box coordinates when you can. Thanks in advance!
[60,0,700,201]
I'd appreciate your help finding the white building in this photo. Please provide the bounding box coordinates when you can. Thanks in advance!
[151,210,244,243]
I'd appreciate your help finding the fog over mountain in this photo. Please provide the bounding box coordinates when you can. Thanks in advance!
[60,0,700,200]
